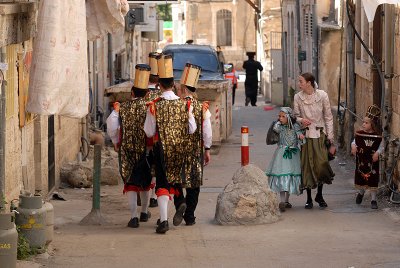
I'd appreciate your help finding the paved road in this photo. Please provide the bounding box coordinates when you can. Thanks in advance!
[26,84,400,268]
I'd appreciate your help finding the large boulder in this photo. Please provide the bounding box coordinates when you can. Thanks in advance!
[215,164,280,225]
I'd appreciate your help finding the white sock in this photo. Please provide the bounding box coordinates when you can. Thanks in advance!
[280,191,286,202]
[158,195,169,222]
[140,191,150,214]
[371,190,377,201]
[127,191,138,219]
[285,192,290,203]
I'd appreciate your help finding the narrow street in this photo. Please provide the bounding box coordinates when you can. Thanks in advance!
[25,84,400,268]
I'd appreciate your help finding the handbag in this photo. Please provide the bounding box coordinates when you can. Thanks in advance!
[266,120,279,145]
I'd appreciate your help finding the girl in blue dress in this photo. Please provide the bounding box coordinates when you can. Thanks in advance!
[266,107,304,212]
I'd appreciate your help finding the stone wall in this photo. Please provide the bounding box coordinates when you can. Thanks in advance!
[185,0,256,71]
[55,116,82,190]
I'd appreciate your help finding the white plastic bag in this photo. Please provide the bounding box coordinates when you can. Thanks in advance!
[106,110,120,144]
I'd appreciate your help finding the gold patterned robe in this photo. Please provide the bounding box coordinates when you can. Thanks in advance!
[182,96,204,188]
[151,98,189,184]
[118,99,150,185]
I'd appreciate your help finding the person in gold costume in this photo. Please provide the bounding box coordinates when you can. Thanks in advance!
[144,54,197,234]
[172,63,212,226]
[118,64,153,228]
[146,52,162,208]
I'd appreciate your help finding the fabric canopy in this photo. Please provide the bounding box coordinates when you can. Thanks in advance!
[27,0,129,118]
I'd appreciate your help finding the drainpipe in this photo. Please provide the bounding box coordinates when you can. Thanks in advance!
[296,0,302,74]
[312,3,319,81]
[346,5,355,154]
[0,47,6,210]
[108,33,114,86]
[93,40,98,128]
[281,0,289,105]
[384,4,395,184]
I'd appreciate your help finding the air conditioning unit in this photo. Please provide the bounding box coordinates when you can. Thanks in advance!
[125,7,145,31]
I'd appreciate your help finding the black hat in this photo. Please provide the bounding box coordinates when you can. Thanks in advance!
[246,52,256,57]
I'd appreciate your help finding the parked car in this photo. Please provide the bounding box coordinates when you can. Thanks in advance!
[163,44,232,146]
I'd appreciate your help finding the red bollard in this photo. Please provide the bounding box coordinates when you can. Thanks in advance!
[241,126,249,166]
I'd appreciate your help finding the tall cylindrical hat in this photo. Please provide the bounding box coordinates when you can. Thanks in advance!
[133,64,151,90]
[149,52,160,76]
[158,54,174,79]
[180,63,202,88]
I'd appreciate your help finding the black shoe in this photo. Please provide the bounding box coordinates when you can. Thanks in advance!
[149,198,158,208]
[371,200,378,209]
[127,217,139,228]
[305,202,313,209]
[173,203,187,226]
[140,211,151,222]
[185,220,196,226]
[315,196,328,208]
[156,220,169,234]
[156,218,161,226]
[356,193,364,204]
[285,202,292,209]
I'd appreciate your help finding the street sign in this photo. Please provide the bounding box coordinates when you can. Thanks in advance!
[298,51,306,61]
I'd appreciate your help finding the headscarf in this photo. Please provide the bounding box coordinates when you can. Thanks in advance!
[280,107,294,129]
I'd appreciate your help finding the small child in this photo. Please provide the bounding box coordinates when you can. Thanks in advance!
[351,104,383,209]
[266,107,304,212]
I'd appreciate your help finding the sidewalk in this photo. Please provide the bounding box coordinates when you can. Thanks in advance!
[25,84,400,268]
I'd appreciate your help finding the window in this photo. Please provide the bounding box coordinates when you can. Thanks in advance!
[216,9,232,46]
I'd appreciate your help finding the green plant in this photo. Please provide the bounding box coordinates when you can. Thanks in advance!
[0,194,7,212]
[156,4,172,21]
[16,226,43,260]
[17,226,31,260]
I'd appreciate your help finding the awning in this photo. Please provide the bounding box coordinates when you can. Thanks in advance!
[104,81,133,95]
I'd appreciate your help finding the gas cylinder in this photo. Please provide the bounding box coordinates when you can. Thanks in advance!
[42,202,54,244]
[15,195,46,248]
[0,212,18,268]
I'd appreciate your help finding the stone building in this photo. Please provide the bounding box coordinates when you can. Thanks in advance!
[280,0,400,187]
[172,0,257,71]
[0,1,83,204]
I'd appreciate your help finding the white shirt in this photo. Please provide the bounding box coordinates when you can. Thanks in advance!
[144,90,197,137]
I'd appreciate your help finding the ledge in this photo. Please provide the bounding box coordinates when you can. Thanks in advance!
[319,22,342,31]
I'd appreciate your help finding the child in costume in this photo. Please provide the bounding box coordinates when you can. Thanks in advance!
[351,104,383,209]
[266,107,304,212]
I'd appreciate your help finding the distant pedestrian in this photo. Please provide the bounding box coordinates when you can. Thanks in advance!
[293,72,336,209]
[243,52,263,106]
[351,105,382,209]
[224,63,238,105]
[265,107,304,212]
[216,46,225,70]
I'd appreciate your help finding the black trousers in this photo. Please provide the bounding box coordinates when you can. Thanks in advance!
[232,84,237,105]
[174,186,200,223]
